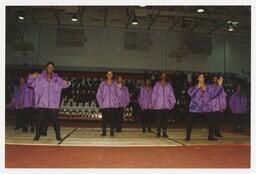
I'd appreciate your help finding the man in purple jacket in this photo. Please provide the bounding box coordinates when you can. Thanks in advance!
[96,70,121,136]
[138,78,154,133]
[27,61,71,142]
[186,73,224,141]
[210,75,227,137]
[116,76,130,132]
[229,84,248,132]
[152,72,176,137]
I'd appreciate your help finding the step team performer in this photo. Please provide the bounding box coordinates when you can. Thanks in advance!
[116,76,130,132]
[96,70,121,137]
[210,75,227,137]
[27,61,71,142]
[229,84,248,132]
[152,72,176,137]
[20,76,36,132]
[138,78,154,133]
[186,73,224,141]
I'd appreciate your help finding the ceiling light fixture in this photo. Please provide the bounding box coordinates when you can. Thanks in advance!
[18,15,24,20]
[131,18,138,25]
[228,26,234,31]
[197,8,205,13]
[71,14,78,22]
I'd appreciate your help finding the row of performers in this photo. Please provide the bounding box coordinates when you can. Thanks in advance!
[11,61,248,142]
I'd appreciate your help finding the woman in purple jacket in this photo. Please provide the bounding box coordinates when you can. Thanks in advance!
[96,71,121,136]
[11,77,25,130]
[186,73,224,141]
[27,62,71,142]
[210,75,227,137]
[152,72,176,137]
[229,84,247,132]
[116,76,130,132]
[138,78,154,133]
[21,78,36,133]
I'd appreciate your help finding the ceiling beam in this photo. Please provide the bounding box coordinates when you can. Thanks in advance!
[135,8,249,21]
[168,17,179,30]
[126,7,131,28]
[78,6,85,26]
[147,10,161,30]
[27,7,37,24]
[53,7,61,26]
[208,6,247,34]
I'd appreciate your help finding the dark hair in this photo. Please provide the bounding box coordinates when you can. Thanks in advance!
[45,61,55,67]
[160,71,166,76]
[197,72,204,77]
[144,78,151,82]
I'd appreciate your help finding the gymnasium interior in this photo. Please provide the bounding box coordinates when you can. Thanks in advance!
[5,6,251,168]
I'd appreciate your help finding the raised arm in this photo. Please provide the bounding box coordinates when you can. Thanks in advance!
[27,73,40,88]
[187,86,200,98]
[210,85,224,99]
[57,77,71,89]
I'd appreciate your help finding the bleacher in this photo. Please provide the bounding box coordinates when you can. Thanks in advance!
[6,68,250,123]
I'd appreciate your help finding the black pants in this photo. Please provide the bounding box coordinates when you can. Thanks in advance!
[155,109,169,133]
[213,111,223,135]
[116,107,124,131]
[186,112,215,139]
[141,109,154,130]
[233,113,245,131]
[23,108,35,130]
[101,108,118,132]
[35,108,61,139]
[15,109,23,129]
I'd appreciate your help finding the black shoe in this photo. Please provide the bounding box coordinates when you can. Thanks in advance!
[148,128,152,132]
[156,132,161,137]
[162,132,168,138]
[142,128,146,133]
[101,132,106,136]
[208,136,218,141]
[110,130,114,137]
[56,137,63,144]
[42,132,47,136]
[33,136,40,141]
[185,137,190,141]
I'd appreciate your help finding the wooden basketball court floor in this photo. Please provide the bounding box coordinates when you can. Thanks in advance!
[5,126,250,168]
[5,126,250,146]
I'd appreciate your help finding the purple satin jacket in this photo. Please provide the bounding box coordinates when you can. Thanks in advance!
[27,70,70,109]
[229,93,247,114]
[209,85,227,112]
[11,87,21,109]
[151,81,176,110]
[96,80,121,109]
[188,84,224,113]
[22,83,35,108]
[119,85,130,107]
[138,86,153,110]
